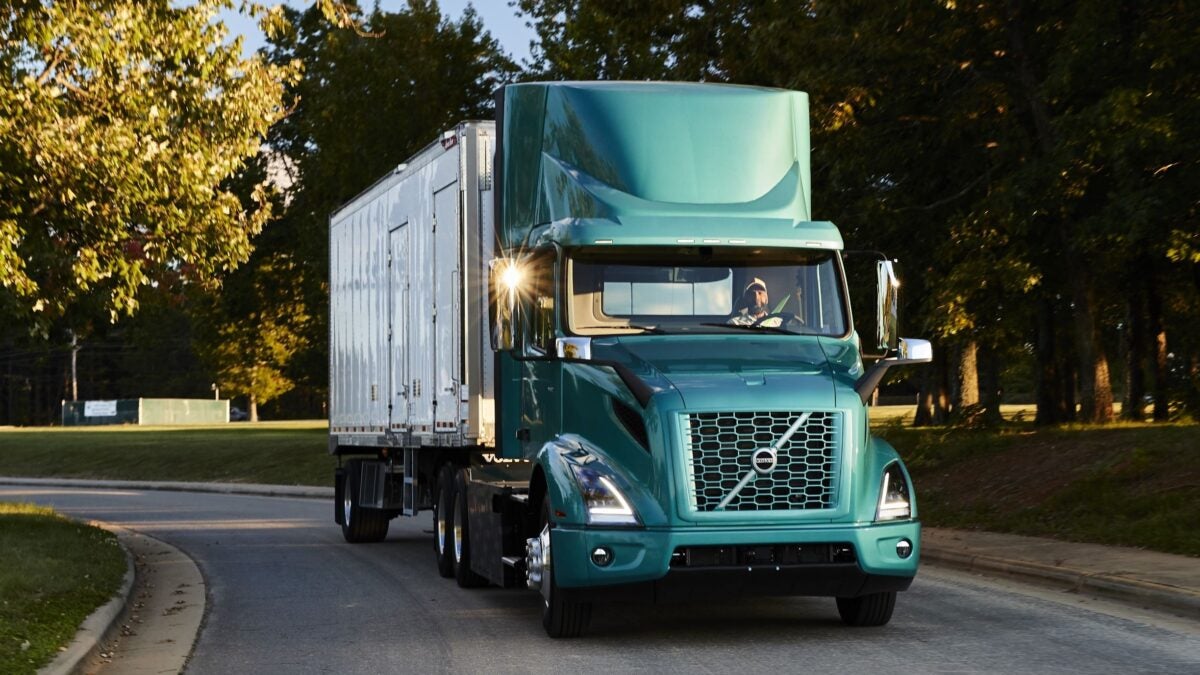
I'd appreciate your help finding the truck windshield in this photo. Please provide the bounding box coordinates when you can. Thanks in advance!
[566,247,848,336]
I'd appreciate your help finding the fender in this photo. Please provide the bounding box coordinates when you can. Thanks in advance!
[534,434,669,528]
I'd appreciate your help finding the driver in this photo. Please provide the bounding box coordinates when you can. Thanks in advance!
[728,278,781,327]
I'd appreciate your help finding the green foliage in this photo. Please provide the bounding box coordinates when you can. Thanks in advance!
[0,504,126,674]
[0,1,299,328]
[518,0,1200,420]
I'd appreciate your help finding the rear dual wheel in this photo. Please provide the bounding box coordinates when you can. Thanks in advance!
[431,465,487,587]
[433,465,456,578]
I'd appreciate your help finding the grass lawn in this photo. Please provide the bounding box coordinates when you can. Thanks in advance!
[0,421,332,486]
[875,417,1200,556]
[0,503,127,675]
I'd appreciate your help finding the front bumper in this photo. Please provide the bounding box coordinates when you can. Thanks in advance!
[551,520,920,599]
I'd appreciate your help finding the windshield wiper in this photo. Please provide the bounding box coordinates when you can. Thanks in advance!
[698,322,793,335]
[583,324,672,333]
[614,324,668,334]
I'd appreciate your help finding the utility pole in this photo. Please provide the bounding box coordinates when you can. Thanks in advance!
[70,331,79,402]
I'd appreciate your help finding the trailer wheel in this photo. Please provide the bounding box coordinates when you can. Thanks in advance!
[433,465,456,578]
[538,496,591,638]
[341,459,389,543]
[453,469,489,588]
[836,591,896,627]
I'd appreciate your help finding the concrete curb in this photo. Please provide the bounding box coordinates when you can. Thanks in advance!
[39,525,136,675]
[922,547,1200,620]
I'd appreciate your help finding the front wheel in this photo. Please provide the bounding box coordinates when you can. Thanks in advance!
[536,496,591,638]
[836,591,896,627]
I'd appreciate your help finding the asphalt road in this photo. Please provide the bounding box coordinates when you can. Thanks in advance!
[5,486,1198,674]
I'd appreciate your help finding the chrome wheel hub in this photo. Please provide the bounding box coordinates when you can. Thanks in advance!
[525,524,551,599]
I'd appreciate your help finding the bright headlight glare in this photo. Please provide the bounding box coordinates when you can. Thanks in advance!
[876,463,912,521]
[500,261,522,290]
[568,464,639,525]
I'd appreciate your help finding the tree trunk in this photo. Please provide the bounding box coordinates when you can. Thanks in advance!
[250,394,259,423]
[978,344,1003,425]
[1147,275,1169,421]
[1068,266,1114,423]
[1060,354,1077,422]
[914,364,935,426]
[1122,282,1146,421]
[935,347,952,423]
[1035,299,1061,425]
[951,340,980,422]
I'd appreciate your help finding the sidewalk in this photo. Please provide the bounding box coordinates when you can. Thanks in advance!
[3,477,1198,622]
[922,527,1200,620]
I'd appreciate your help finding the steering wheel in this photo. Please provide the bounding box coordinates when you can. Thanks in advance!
[752,312,802,328]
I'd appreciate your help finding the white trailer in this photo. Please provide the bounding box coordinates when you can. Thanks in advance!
[329,123,497,456]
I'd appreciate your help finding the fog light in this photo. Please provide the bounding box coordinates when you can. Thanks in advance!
[896,539,913,559]
[590,546,613,567]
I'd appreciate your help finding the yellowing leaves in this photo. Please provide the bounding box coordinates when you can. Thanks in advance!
[0,0,300,325]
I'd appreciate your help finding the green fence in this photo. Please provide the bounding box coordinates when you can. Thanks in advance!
[62,399,230,426]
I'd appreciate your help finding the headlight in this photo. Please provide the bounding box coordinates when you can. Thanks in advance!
[568,463,640,525]
[876,462,912,521]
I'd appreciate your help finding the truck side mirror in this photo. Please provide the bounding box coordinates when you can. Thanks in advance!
[489,258,520,351]
[875,259,900,355]
[845,253,900,359]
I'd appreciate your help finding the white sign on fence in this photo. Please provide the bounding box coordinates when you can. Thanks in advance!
[83,400,118,417]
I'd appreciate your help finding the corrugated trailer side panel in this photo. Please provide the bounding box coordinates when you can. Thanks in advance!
[329,192,390,432]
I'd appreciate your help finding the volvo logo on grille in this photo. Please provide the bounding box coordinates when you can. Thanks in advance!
[751,448,777,474]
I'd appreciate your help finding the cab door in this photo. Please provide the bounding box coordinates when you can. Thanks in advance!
[518,249,561,456]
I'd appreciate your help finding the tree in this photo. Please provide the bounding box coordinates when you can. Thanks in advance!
[0,0,300,329]
[198,253,310,422]
[251,0,517,398]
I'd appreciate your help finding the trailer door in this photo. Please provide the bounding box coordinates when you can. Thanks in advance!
[388,222,409,430]
[433,183,461,431]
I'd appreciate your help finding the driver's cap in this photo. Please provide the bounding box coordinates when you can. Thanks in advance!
[744,277,767,294]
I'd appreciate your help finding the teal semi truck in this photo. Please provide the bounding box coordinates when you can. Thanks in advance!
[329,81,932,637]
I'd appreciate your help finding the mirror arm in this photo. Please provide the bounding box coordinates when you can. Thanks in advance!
[854,358,897,406]
[855,337,934,405]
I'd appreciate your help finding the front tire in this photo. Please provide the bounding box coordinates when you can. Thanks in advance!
[836,591,896,627]
[537,496,591,638]
[341,459,389,543]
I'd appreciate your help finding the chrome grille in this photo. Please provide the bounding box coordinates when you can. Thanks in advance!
[681,411,840,512]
